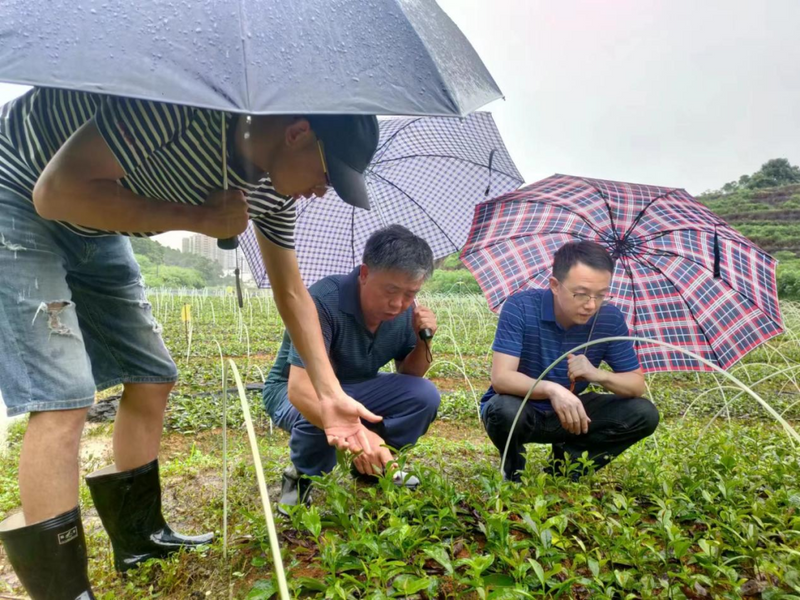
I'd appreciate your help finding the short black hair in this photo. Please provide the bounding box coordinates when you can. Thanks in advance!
[362,224,434,280]
[552,241,614,281]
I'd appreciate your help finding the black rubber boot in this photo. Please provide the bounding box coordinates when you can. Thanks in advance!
[85,459,213,572]
[277,465,312,517]
[0,506,95,599]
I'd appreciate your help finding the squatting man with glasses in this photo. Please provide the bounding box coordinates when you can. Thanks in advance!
[480,240,659,482]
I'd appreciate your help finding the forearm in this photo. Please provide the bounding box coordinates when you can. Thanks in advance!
[492,371,561,401]
[397,341,431,377]
[287,369,325,429]
[274,285,342,402]
[595,371,646,398]
[257,235,344,404]
[33,177,204,233]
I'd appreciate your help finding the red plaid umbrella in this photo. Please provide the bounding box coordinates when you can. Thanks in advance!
[460,174,784,372]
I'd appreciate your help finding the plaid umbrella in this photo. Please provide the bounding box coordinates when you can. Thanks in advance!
[241,112,523,287]
[460,174,784,372]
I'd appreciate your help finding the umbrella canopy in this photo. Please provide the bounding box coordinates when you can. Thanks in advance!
[460,174,784,372]
[240,112,523,287]
[0,0,501,116]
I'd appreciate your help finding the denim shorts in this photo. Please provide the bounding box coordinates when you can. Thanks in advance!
[0,187,178,417]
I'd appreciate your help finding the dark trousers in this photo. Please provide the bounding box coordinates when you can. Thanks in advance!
[278,374,440,476]
[482,392,659,481]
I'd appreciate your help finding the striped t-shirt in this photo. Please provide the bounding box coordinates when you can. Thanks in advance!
[0,87,296,248]
[482,288,640,411]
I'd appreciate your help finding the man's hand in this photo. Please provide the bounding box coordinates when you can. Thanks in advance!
[198,189,249,239]
[412,304,437,337]
[319,391,383,453]
[567,354,602,386]
[549,384,591,435]
[352,429,395,476]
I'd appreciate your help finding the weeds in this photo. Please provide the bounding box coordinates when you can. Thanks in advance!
[1,292,799,598]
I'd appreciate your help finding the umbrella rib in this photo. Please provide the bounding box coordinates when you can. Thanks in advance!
[618,256,640,335]
[480,201,609,241]
[371,153,522,183]
[368,171,461,253]
[465,230,592,256]
[637,249,772,322]
[623,191,730,242]
[627,253,721,364]
[234,0,251,108]
[351,205,357,270]
[580,177,621,243]
[637,226,743,247]
[372,118,424,163]
[493,266,551,310]
[618,188,680,241]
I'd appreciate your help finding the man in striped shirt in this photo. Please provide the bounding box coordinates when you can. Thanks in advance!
[481,241,659,483]
[0,88,380,598]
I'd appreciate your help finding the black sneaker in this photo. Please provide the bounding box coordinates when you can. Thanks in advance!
[277,465,312,517]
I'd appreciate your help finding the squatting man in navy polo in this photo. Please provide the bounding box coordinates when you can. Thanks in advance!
[481,241,659,482]
[263,225,441,511]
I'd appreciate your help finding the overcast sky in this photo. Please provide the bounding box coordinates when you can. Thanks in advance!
[2,0,798,249]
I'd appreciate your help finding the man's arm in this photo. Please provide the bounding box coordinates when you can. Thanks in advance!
[491,352,562,401]
[396,304,437,377]
[491,352,591,435]
[256,232,381,449]
[395,342,431,377]
[33,118,248,238]
[287,365,392,473]
[599,369,646,398]
[567,354,646,398]
[286,365,325,428]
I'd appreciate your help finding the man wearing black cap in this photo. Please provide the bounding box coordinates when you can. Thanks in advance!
[0,88,379,598]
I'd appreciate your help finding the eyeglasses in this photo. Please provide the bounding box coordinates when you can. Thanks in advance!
[568,289,612,306]
[317,139,331,188]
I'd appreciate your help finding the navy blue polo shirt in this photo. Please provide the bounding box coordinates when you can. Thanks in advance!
[482,289,640,412]
[263,268,418,417]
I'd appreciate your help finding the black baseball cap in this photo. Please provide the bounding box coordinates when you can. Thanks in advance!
[307,114,379,210]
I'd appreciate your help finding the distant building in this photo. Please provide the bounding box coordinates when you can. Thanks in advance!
[182,233,251,276]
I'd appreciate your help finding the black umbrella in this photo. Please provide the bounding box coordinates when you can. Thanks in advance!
[0,0,501,117]
[0,0,502,287]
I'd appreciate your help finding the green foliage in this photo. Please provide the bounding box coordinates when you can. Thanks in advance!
[424,269,481,294]
[134,254,207,289]
[4,291,800,598]
[711,158,800,194]
[439,254,467,270]
[698,164,800,259]
[130,236,224,287]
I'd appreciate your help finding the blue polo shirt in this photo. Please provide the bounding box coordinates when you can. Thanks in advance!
[263,268,418,418]
[482,289,640,412]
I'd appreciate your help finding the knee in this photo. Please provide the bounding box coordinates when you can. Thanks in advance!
[397,376,440,419]
[633,398,659,436]
[26,407,88,449]
[483,394,521,428]
[413,378,441,416]
[122,382,174,410]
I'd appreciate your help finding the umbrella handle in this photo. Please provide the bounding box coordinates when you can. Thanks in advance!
[218,237,239,250]
[419,328,433,341]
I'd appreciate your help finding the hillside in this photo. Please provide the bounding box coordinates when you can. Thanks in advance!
[698,183,800,257]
